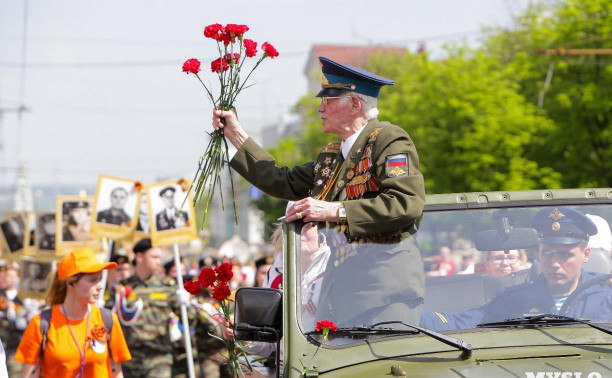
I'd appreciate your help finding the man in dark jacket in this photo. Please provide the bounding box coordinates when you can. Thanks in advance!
[421,206,612,330]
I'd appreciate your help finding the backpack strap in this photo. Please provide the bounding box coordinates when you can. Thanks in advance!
[34,308,52,375]
[99,307,116,372]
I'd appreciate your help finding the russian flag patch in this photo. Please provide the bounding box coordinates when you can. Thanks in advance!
[385,154,409,177]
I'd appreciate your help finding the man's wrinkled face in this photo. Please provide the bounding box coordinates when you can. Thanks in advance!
[317,96,354,136]
[539,242,589,294]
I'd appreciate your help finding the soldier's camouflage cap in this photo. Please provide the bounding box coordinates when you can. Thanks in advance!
[532,207,598,245]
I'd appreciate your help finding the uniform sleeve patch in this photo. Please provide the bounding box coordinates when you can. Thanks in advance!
[386,154,409,177]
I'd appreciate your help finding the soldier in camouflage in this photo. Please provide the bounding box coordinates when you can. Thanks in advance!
[106,238,193,378]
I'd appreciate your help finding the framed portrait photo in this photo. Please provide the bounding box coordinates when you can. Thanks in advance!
[91,175,142,240]
[56,196,98,254]
[0,213,27,258]
[7,211,37,255]
[146,179,197,247]
[19,256,56,300]
[132,191,151,243]
[34,211,57,254]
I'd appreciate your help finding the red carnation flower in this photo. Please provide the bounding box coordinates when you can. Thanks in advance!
[184,280,202,295]
[262,42,279,59]
[182,58,201,75]
[225,24,249,39]
[215,263,233,282]
[198,267,217,288]
[243,39,257,58]
[315,319,338,333]
[204,23,223,39]
[225,53,240,65]
[212,282,231,301]
[211,57,230,73]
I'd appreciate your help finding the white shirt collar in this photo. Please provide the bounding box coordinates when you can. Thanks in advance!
[340,123,367,159]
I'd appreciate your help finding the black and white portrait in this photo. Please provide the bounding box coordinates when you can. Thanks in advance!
[60,199,95,243]
[136,192,150,233]
[36,212,56,252]
[20,258,53,293]
[93,176,139,227]
[150,185,190,232]
[0,215,26,253]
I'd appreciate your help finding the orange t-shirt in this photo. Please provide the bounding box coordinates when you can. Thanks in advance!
[15,304,131,378]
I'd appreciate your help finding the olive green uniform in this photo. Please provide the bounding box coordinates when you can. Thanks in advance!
[107,274,183,378]
[231,119,426,326]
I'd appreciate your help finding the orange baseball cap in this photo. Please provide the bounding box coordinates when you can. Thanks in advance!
[58,248,117,280]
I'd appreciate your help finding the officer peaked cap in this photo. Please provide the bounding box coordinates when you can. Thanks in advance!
[532,207,597,245]
[316,56,394,98]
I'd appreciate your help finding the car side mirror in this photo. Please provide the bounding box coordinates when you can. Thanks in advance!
[474,228,539,251]
[233,287,283,342]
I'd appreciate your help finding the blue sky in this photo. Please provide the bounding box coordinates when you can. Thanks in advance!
[0,0,530,186]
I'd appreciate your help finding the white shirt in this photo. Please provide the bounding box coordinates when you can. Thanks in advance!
[0,338,8,378]
[340,123,367,159]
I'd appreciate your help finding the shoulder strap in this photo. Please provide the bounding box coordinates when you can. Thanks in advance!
[34,308,52,374]
[99,306,116,372]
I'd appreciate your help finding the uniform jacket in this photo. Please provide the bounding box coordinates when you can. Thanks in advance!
[96,208,131,226]
[420,270,612,331]
[106,274,179,357]
[231,119,426,325]
[155,210,189,231]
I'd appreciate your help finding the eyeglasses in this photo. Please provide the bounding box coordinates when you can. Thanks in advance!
[489,255,520,264]
[320,96,352,105]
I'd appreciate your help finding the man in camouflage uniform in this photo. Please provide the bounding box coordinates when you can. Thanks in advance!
[106,238,192,378]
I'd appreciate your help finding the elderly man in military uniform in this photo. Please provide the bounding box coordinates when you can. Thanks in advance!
[212,56,426,327]
[106,238,192,377]
[420,207,612,330]
[155,187,189,231]
[97,187,131,226]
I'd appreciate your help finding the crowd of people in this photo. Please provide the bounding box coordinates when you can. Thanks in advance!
[0,235,279,378]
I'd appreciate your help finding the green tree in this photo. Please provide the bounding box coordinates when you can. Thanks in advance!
[485,0,612,187]
[368,49,561,193]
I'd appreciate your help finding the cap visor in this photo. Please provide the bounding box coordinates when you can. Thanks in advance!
[81,262,118,274]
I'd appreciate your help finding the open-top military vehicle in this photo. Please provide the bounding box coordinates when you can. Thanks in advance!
[235,188,612,377]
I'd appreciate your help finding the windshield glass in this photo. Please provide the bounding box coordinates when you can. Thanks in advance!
[294,202,612,343]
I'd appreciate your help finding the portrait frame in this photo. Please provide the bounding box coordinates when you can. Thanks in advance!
[8,211,38,256]
[18,256,56,300]
[33,210,58,255]
[0,213,28,259]
[91,174,143,240]
[146,179,197,247]
[56,195,98,254]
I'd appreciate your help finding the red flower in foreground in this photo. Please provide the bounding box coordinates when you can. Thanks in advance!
[204,23,223,39]
[182,58,201,74]
[261,42,279,59]
[184,280,202,295]
[212,282,231,301]
[211,57,230,73]
[243,39,257,58]
[225,24,249,39]
[225,53,240,65]
[215,263,233,282]
[198,267,217,288]
[315,319,338,333]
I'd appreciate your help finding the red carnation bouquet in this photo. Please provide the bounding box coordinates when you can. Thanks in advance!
[182,23,279,225]
[184,262,250,376]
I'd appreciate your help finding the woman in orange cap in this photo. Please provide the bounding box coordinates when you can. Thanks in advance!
[15,248,131,377]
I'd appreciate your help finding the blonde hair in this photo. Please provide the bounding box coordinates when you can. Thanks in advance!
[45,272,84,305]
[271,223,283,259]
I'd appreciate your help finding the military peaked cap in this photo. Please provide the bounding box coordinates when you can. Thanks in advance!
[316,56,394,98]
[532,207,598,245]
